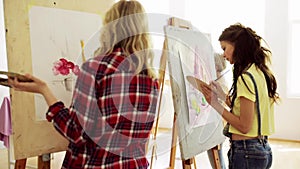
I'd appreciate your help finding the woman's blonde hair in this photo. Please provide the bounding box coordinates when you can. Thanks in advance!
[95,0,156,78]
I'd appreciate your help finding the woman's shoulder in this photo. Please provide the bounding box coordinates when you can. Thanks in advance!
[238,64,261,80]
[82,50,125,72]
[237,64,266,91]
[245,64,265,82]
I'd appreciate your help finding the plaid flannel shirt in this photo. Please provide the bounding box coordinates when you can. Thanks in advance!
[46,48,159,169]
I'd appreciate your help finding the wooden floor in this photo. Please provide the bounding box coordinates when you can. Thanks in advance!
[1,137,300,169]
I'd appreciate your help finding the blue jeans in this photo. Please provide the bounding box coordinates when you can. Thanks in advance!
[228,138,272,169]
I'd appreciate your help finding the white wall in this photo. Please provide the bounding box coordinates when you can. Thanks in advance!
[265,0,300,140]
[0,0,9,101]
[0,0,9,148]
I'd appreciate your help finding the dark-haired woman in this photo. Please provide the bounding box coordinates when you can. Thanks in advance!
[201,23,280,169]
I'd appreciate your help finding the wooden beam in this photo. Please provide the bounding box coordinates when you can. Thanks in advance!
[38,154,50,169]
[14,159,26,169]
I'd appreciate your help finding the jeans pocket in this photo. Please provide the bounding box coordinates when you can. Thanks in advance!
[246,153,269,169]
[231,143,272,169]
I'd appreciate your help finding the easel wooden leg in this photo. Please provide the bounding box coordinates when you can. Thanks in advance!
[14,154,50,169]
[193,157,197,169]
[14,159,26,169]
[149,143,156,169]
[169,114,177,169]
[211,145,221,169]
[38,154,50,169]
[182,158,194,169]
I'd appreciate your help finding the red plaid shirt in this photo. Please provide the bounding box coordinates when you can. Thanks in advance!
[46,48,159,169]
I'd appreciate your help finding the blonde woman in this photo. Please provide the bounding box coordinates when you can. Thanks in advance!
[9,1,159,168]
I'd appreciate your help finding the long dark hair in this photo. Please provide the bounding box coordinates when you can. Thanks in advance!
[219,23,279,103]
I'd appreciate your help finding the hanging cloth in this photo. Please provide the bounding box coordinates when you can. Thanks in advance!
[0,97,12,148]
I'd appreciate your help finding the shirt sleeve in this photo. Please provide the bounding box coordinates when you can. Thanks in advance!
[236,73,256,102]
[46,101,88,145]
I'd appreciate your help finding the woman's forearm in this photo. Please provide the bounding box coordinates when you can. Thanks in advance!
[41,86,59,106]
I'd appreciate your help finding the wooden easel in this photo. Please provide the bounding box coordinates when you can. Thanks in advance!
[14,156,50,169]
[150,17,222,169]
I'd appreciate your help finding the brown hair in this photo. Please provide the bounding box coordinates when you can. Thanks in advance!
[219,23,279,103]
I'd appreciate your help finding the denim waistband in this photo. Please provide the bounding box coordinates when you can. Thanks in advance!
[230,137,268,148]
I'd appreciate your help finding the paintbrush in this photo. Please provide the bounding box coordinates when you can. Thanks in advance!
[214,69,230,82]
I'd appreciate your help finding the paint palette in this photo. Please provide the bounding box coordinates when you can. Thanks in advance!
[186,75,211,94]
[0,71,33,87]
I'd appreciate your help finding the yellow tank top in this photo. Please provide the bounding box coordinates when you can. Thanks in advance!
[229,64,275,137]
